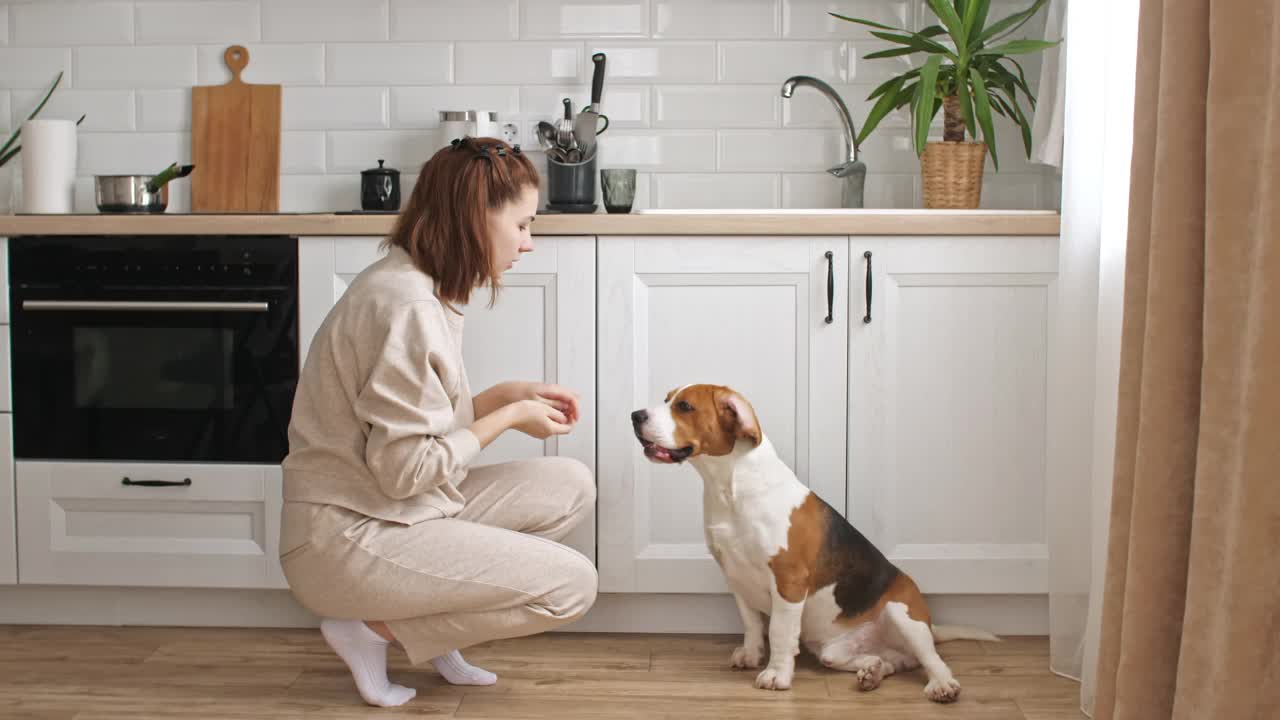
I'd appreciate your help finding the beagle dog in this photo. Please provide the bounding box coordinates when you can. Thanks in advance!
[631,384,998,702]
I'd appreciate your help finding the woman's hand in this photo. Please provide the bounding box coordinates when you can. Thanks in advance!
[476,381,581,424]
[509,399,573,439]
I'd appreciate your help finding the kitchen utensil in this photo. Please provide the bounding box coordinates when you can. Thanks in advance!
[574,53,608,159]
[361,159,400,211]
[94,163,194,213]
[546,152,597,212]
[191,45,281,212]
[556,98,576,150]
[600,168,636,214]
[536,121,559,153]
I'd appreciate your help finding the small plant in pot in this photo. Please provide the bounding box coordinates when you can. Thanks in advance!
[833,0,1059,208]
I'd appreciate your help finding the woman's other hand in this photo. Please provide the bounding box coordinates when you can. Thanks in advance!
[510,399,572,439]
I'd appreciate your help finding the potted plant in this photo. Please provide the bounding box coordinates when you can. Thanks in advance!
[833,0,1059,208]
[0,71,84,213]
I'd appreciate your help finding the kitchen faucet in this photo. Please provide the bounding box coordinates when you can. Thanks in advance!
[780,75,866,208]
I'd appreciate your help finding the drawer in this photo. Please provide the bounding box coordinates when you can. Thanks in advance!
[17,461,286,589]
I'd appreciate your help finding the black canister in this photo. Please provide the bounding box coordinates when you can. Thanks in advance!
[361,159,401,211]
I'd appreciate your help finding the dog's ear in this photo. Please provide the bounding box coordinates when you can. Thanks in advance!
[664,387,679,403]
[717,388,761,447]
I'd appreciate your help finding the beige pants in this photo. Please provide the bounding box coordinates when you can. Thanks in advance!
[279,457,598,665]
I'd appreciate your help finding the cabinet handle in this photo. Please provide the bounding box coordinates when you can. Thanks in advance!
[863,251,873,324]
[122,477,192,487]
[824,251,834,324]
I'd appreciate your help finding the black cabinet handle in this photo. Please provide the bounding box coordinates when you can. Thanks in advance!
[122,477,192,487]
[824,251,834,324]
[863,251,873,324]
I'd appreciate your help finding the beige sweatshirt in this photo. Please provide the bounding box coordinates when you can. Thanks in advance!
[283,244,481,524]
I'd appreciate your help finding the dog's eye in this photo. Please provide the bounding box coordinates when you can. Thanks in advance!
[676,401,694,413]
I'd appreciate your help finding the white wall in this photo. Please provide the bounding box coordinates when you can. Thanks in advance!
[0,0,1060,212]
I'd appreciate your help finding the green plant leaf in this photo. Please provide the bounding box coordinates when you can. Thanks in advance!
[975,0,1049,48]
[0,146,19,168]
[926,0,968,51]
[867,69,921,100]
[869,30,956,59]
[915,54,943,155]
[0,129,18,161]
[1,70,67,159]
[963,0,992,39]
[856,75,907,146]
[919,24,949,37]
[828,13,910,35]
[977,39,1060,56]
[1004,57,1036,105]
[971,72,999,169]
[864,46,923,59]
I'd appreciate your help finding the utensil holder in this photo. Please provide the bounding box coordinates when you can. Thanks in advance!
[546,153,597,211]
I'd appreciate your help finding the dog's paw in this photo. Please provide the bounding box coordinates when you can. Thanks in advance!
[754,665,793,691]
[730,644,764,669]
[924,676,961,703]
[854,658,887,691]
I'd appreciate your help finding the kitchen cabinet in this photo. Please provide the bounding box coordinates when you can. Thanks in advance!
[847,235,1058,594]
[297,235,598,561]
[596,236,850,593]
[16,461,286,588]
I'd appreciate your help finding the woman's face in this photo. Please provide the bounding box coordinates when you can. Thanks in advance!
[488,185,539,277]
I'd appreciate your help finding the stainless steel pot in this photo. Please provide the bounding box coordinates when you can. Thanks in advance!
[95,163,193,213]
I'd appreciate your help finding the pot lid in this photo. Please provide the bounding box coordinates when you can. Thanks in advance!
[362,159,399,176]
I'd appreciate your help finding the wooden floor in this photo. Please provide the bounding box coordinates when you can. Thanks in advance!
[0,626,1083,719]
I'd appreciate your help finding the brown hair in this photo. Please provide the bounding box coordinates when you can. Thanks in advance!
[384,136,539,308]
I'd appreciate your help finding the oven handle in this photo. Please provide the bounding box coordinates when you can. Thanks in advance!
[22,300,270,313]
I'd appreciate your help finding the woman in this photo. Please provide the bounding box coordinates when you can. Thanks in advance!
[278,137,598,707]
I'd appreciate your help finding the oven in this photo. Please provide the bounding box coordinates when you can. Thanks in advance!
[8,235,299,463]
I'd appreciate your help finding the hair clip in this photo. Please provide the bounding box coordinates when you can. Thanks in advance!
[512,144,522,155]
[450,138,463,150]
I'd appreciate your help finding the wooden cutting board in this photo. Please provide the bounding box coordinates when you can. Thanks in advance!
[191,45,281,212]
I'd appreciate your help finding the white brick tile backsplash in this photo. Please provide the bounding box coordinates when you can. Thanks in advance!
[718,129,844,171]
[134,2,260,44]
[587,42,716,84]
[597,130,717,171]
[283,87,388,130]
[281,132,326,174]
[0,0,1056,211]
[78,132,189,174]
[654,86,778,129]
[390,0,518,41]
[522,0,649,38]
[327,130,436,172]
[720,41,848,84]
[782,0,914,38]
[326,44,452,86]
[456,43,583,84]
[77,47,196,89]
[0,48,74,89]
[11,89,134,131]
[263,0,390,42]
[652,173,780,209]
[392,87,520,128]
[280,174,356,212]
[520,85,648,128]
[197,44,325,86]
[654,0,780,38]
[11,2,133,46]
[135,89,190,131]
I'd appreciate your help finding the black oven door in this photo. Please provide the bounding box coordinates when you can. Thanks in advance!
[12,291,298,463]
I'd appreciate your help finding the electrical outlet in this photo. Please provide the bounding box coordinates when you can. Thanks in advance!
[501,123,519,144]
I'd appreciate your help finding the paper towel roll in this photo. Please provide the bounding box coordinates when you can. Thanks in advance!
[20,119,78,214]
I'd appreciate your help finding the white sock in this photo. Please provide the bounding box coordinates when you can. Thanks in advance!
[319,618,417,708]
[430,649,497,686]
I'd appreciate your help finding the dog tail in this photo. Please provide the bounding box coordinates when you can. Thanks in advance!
[930,624,1001,643]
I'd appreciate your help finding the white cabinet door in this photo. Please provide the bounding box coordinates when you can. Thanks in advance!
[847,235,1058,594]
[16,461,283,589]
[597,236,849,593]
[0,415,13,585]
[296,236,597,562]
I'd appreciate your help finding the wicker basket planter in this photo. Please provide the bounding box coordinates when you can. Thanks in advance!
[920,140,987,209]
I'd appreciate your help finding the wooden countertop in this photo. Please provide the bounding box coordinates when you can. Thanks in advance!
[0,210,1060,237]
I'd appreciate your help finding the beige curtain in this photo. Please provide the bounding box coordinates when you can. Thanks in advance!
[1091,1,1280,718]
